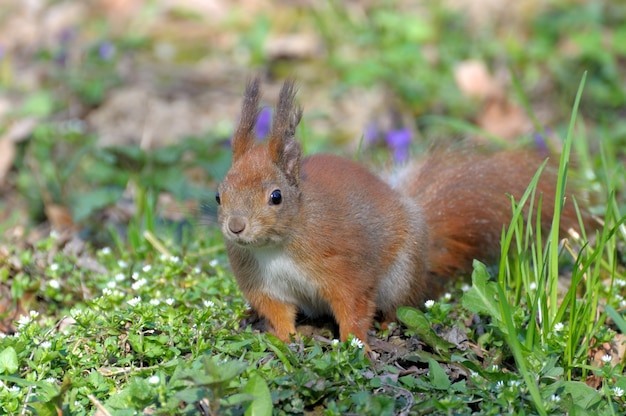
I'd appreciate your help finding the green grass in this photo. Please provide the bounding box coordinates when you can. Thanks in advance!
[1,0,626,414]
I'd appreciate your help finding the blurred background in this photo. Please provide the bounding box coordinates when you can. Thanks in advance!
[0,0,625,245]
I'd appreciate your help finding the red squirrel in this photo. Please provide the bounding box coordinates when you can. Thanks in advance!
[216,78,585,348]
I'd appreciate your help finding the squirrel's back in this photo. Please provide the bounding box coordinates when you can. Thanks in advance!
[398,150,585,283]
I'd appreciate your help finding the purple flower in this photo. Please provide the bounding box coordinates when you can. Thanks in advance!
[386,128,412,164]
[533,128,553,154]
[55,51,68,66]
[364,122,380,145]
[58,27,78,45]
[98,41,116,61]
[255,107,272,140]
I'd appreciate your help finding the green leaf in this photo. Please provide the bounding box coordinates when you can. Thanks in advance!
[174,387,206,404]
[199,355,247,385]
[427,358,451,391]
[461,261,502,324]
[26,402,58,416]
[396,307,454,354]
[20,91,55,116]
[0,347,19,374]
[543,380,603,410]
[243,373,273,416]
[604,305,626,334]
[71,187,124,222]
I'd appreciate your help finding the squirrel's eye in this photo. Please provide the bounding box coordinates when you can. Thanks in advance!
[269,189,282,205]
[215,192,221,205]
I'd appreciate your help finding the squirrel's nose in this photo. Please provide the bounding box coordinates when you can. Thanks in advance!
[228,217,247,234]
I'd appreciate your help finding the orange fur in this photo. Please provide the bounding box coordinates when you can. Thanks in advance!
[216,78,591,349]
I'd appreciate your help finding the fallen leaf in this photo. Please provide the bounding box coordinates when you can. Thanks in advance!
[476,96,531,142]
[45,204,75,231]
[0,139,16,186]
[264,33,322,60]
[588,336,626,369]
[454,60,500,100]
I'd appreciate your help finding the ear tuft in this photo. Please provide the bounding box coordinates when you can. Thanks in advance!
[269,79,303,184]
[232,77,261,161]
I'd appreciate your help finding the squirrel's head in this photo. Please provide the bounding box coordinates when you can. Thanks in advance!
[216,78,303,248]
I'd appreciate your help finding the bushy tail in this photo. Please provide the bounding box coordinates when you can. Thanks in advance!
[400,150,589,278]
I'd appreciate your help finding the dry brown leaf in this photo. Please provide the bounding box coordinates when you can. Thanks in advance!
[585,374,603,390]
[454,60,500,100]
[588,336,626,368]
[45,203,75,231]
[264,33,322,60]
[0,284,22,334]
[0,139,16,186]
[58,316,77,333]
[3,117,38,143]
[476,97,532,142]
[0,118,39,185]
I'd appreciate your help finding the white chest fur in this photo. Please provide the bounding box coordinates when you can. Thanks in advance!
[252,248,330,317]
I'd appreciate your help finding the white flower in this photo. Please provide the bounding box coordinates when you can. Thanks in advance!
[550,394,561,402]
[148,375,160,384]
[142,265,152,272]
[107,281,117,289]
[102,288,112,296]
[461,284,471,292]
[331,339,340,347]
[100,247,112,255]
[491,364,499,371]
[29,311,39,318]
[601,354,612,364]
[194,267,202,274]
[128,297,141,307]
[150,299,161,306]
[613,387,624,397]
[169,256,180,263]
[45,377,57,383]
[615,279,626,288]
[115,273,125,282]
[424,299,435,309]
[443,293,452,301]
[50,230,59,240]
[350,337,364,349]
[553,322,564,332]
[8,385,20,392]
[50,263,59,271]
[17,315,31,327]
[132,278,147,290]
[48,280,60,289]
[159,254,167,261]
[203,300,215,308]
[209,259,219,268]
[118,260,128,268]
[40,341,52,349]
[621,299,626,309]
[508,380,521,388]
[496,381,504,389]
[165,298,175,306]
[529,282,538,291]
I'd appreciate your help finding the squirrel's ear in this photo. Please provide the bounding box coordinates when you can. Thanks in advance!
[269,79,303,185]
[232,77,261,161]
